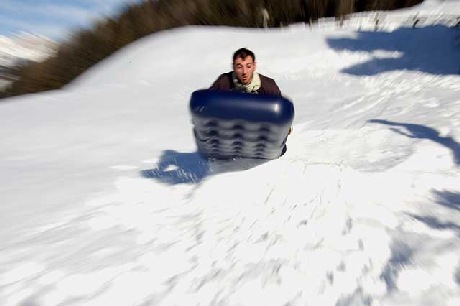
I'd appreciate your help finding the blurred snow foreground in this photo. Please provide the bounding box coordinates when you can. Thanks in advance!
[1,1,460,305]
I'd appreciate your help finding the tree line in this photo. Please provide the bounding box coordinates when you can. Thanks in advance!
[0,0,423,98]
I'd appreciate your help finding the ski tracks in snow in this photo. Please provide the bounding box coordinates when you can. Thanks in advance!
[1,150,459,305]
[141,158,390,305]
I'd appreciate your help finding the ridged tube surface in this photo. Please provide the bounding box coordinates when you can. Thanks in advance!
[190,89,294,159]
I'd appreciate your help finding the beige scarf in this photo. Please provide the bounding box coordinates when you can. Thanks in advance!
[232,71,261,94]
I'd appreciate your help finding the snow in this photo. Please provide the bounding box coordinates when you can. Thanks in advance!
[1,1,459,305]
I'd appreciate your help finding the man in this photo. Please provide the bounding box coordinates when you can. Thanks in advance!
[209,48,291,156]
[210,48,282,96]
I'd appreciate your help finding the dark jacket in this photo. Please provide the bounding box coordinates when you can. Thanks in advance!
[210,72,282,96]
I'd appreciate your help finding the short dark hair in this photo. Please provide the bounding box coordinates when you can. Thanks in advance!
[233,48,255,62]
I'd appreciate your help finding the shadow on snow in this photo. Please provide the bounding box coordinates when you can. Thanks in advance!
[368,119,460,166]
[369,118,460,291]
[433,190,460,212]
[380,240,415,293]
[408,189,460,237]
[408,214,460,236]
[456,265,460,286]
[140,149,268,185]
[327,25,460,76]
[381,190,460,293]
[141,150,210,184]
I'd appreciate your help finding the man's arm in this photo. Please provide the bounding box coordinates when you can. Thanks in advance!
[259,75,282,96]
[210,73,232,90]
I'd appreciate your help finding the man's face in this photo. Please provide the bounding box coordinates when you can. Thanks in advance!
[233,56,256,85]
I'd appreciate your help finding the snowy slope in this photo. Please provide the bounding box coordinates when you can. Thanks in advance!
[1,1,460,305]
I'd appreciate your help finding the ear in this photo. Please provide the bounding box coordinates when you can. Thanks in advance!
[253,61,257,70]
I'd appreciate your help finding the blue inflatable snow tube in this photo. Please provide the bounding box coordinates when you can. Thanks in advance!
[190,89,294,159]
